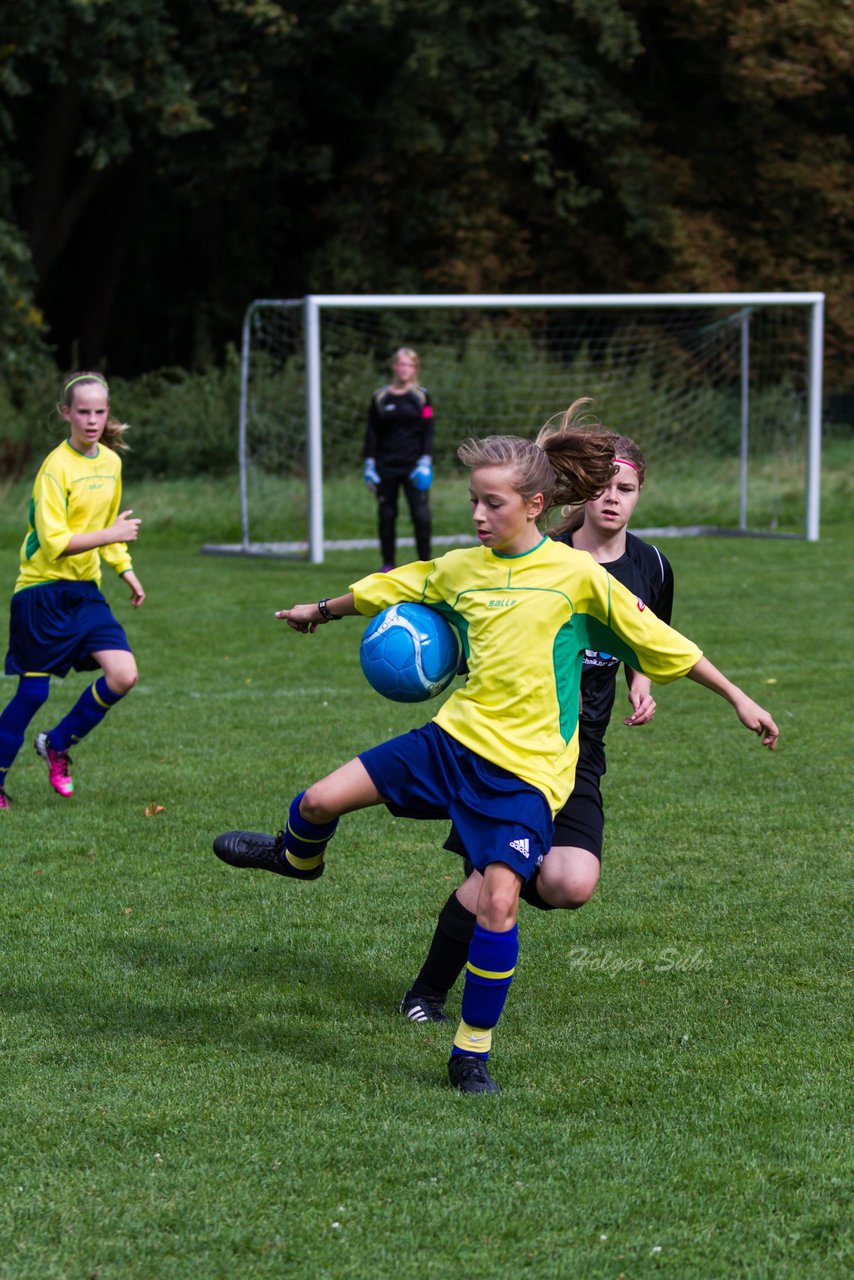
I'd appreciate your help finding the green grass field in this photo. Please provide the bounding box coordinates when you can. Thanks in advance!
[0,477,851,1278]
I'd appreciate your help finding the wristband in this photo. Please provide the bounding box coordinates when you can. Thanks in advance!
[317,598,341,622]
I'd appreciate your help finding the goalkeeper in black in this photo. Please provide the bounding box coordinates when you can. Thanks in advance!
[363,346,434,570]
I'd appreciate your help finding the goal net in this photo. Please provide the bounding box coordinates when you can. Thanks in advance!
[211,293,823,561]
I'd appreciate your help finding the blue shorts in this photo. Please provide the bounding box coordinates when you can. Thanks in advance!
[359,721,553,882]
[444,759,604,863]
[5,580,132,679]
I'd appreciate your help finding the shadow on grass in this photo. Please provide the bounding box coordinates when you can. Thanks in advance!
[0,927,450,1084]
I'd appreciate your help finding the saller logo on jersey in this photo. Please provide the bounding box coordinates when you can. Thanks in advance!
[509,837,530,858]
[637,598,646,611]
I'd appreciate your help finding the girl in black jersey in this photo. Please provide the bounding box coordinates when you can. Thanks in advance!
[363,347,434,570]
[400,433,674,1024]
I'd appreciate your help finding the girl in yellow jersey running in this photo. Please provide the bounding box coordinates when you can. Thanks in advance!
[0,373,143,807]
[213,404,778,1095]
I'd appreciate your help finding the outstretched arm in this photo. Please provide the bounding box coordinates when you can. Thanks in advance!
[687,656,779,749]
[275,592,358,633]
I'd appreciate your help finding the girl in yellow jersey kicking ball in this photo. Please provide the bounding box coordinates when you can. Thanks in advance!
[213,402,778,1095]
[0,372,143,808]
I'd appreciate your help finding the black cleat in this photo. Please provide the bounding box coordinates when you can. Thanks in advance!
[448,1054,500,1095]
[213,828,325,879]
[400,988,451,1024]
[213,829,291,874]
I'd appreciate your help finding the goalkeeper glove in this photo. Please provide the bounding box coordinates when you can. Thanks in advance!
[409,456,433,491]
[363,458,380,492]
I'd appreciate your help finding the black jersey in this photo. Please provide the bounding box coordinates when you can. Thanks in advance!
[561,529,674,778]
[363,385,435,473]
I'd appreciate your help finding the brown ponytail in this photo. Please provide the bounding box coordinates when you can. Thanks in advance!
[457,398,616,522]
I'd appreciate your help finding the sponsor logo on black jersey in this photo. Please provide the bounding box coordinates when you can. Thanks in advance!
[584,647,618,668]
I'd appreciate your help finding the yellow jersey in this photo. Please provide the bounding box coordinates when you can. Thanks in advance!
[15,440,132,592]
[352,538,702,815]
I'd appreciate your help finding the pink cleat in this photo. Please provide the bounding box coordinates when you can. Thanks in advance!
[34,733,74,797]
[0,787,9,811]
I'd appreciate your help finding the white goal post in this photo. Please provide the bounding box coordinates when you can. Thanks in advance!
[216,291,824,563]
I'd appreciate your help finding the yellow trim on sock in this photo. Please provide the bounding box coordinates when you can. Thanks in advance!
[453,1019,493,1054]
[24,671,51,677]
[286,820,331,845]
[466,961,516,980]
[285,850,325,871]
[91,682,111,709]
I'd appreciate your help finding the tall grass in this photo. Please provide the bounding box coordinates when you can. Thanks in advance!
[1,436,851,565]
[3,322,847,493]
[0,326,849,550]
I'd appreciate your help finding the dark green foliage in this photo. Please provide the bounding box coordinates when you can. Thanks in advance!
[0,217,55,473]
[0,0,851,389]
[110,349,243,480]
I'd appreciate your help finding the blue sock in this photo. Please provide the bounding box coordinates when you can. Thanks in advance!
[282,791,338,879]
[49,677,125,752]
[0,675,51,783]
[452,922,519,1060]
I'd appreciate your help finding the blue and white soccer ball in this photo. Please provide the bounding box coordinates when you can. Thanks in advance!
[359,602,461,703]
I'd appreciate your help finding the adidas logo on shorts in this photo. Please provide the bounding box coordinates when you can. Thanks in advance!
[509,837,530,859]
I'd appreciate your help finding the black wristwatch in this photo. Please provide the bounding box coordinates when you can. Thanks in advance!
[317,598,341,622]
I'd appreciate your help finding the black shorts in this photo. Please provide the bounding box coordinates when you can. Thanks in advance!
[443,763,605,862]
[551,768,604,860]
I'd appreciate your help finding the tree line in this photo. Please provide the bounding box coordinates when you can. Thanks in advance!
[1,0,851,398]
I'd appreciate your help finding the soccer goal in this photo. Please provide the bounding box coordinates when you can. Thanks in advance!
[205,292,824,562]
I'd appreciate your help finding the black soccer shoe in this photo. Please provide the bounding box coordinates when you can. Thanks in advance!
[213,828,296,876]
[400,988,451,1025]
[448,1054,500,1095]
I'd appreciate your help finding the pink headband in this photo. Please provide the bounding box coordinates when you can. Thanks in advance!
[614,456,640,473]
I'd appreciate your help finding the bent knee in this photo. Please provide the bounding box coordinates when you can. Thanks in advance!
[477,881,521,931]
[550,881,598,910]
[109,668,138,696]
[537,846,601,910]
[300,781,336,824]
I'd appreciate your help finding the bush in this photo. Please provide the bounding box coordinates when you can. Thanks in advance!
[0,218,54,394]
[110,348,241,479]
[0,350,241,483]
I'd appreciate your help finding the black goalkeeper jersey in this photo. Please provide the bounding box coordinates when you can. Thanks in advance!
[363,384,435,473]
[561,529,674,779]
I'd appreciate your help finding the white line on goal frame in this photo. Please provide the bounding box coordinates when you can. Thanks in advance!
[236,291,824,562]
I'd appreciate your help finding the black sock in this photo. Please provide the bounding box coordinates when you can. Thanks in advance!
[412,892,477,997]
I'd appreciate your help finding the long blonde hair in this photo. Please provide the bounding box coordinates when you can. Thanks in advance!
[457,399,616,516]
[59,372,129,452]
[391,346,420,375]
